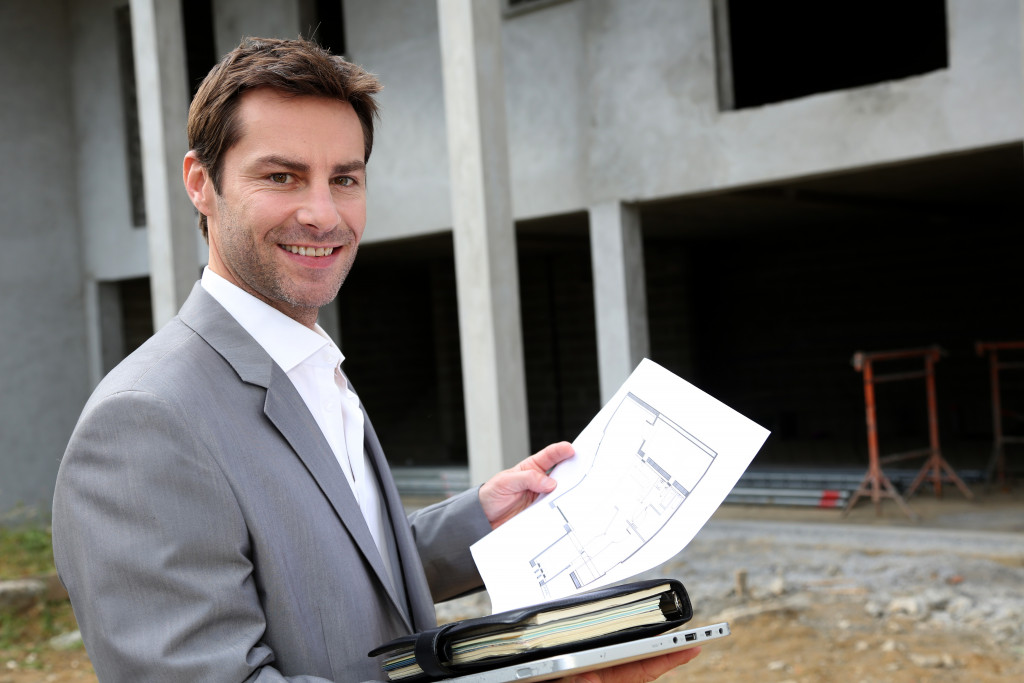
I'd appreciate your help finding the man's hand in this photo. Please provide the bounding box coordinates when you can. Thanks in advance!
[478,442,575,529]
[478,444,700,681]
[561,646,702,683]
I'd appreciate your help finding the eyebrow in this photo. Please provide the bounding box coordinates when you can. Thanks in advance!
[252,155,366,176]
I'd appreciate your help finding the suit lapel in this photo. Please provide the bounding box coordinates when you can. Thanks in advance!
[263,369,413,626]
[361,406,438,631]
[178,283,414,631]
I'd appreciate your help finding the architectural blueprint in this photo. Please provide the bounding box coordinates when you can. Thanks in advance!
[528,392,715,600]
[472,359,769,613]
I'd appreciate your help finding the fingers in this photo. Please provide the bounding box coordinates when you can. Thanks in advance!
[478,442,576,528]
[643,646,702,675]
[503,467,557,496]
[567,646,701,683]
[522,441,574,473]
[507,442,575,494]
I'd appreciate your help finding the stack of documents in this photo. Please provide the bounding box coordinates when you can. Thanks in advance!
[369,580,691,681]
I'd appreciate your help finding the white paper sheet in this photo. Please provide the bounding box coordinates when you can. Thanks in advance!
[471,358,770,613]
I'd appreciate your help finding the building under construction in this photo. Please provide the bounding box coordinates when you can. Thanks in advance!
[1,0,1022,518]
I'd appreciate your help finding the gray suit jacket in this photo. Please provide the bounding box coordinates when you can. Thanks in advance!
[52,284,492,682]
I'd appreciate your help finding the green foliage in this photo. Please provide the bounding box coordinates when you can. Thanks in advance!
[0,526,78,651]
[0,610,29,649]
[0,597,80,651]
[0,526,56,580]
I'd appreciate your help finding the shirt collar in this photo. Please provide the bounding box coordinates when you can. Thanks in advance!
[201,267,341,373]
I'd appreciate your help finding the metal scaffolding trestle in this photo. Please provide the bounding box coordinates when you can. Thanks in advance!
[976,341,1024,489]
[844,346,973,519]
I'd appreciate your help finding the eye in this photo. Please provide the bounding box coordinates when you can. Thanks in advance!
[269,173,291,184]
[333,176,355,187]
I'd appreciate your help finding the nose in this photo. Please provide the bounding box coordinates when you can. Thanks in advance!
[296,182,341,232]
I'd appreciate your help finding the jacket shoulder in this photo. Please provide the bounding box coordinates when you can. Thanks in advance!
[86,318,226,408]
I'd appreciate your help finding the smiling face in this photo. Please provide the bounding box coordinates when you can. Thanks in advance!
[184,88,367,327]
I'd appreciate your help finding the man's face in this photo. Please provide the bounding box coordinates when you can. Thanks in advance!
[188,88,367,326]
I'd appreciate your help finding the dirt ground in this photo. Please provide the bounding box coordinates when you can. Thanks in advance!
[4,596,1021,682]
[0,650,95,683]
[666,594,1024,683]
[4,491,1022,682]
[663,490,1024,682]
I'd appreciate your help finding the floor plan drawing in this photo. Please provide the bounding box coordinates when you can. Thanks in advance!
[472,358,769,613]
[529,392,717,600]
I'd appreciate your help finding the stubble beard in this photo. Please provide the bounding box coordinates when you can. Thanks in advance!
[217,210,359,320]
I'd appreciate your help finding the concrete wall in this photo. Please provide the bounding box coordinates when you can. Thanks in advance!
[0,2,91,519]
[344,0,454,240]
[351,0,1023,243]
[11,0,1016,294]
[50,0,1024,270]
[72,0,151,283]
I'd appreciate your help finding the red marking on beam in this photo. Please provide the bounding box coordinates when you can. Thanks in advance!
[818,490,843,508]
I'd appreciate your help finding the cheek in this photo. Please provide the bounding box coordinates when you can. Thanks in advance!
[343,205,367,241]
[236,194,291,233]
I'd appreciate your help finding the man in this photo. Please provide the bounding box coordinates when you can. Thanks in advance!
[52,37,700,682]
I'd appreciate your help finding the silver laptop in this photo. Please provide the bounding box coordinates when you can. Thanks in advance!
[446,622,730,682]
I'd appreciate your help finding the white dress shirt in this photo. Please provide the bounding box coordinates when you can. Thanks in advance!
[201,268,396,588]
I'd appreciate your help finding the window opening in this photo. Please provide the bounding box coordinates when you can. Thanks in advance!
[715,0,949,110]
[115,5,146,228]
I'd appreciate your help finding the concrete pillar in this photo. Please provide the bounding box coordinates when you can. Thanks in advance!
[130,0,199,329]
[437,0,530,483]
[83,279,104,389]
[588,201,650,404]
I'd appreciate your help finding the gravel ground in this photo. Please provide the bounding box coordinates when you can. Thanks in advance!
[439,518,1024,646]
[436,496,1024,682]
[659,520,1024,646]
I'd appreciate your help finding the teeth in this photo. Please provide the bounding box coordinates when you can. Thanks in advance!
[284,245,334,257]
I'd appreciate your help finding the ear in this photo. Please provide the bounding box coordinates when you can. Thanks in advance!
[183,151,215,215]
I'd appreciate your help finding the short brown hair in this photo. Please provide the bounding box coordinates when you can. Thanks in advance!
[187,36,382,239]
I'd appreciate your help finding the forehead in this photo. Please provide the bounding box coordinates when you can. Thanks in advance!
[229,88,364,161]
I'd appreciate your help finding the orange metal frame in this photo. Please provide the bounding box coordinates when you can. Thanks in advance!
[976,341,1024,488]
[844,346,973,519]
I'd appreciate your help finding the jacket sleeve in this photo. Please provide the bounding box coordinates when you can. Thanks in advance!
[407,486,493,603]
